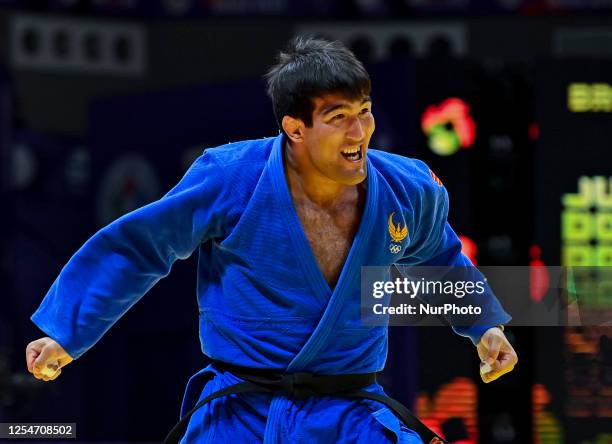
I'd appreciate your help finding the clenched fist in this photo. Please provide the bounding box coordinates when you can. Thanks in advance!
[477,327,518,383]
[26,337,73,382]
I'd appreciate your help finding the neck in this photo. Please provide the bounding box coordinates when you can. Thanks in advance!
[284,140,355,207]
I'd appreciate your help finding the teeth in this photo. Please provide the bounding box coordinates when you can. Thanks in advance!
[342,150,361,161]
[341,147,360,154]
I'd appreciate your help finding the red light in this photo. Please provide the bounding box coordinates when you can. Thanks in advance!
[528,122,540,141]
[529,244,549,303]
[459,235,478,265]
[421,98,477,156]
[416,377,478,443]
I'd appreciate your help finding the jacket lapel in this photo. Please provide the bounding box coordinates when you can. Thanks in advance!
[268,134,380,371]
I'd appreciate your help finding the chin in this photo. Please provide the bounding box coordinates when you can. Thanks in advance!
[340,169,367,186]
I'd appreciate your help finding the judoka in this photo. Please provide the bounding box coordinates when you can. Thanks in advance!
[26,37,518,443]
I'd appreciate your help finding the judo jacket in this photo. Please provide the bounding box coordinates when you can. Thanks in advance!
[32,133,511,443]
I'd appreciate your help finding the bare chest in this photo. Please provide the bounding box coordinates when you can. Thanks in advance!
[294,201,362,289]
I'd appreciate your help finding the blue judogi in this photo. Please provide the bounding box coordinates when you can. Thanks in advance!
[31,134,511,443]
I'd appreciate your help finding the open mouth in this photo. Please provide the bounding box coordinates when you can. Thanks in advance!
[340,146,363,162]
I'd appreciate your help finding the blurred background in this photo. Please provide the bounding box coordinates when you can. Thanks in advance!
[0,0,611,443]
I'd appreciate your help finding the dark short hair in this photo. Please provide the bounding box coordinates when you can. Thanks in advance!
[265,37,371,131]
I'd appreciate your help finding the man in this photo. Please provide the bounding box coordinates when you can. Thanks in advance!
[26,38,517,443]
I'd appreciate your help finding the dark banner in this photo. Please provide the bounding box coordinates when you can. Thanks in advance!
[3,0,604,18]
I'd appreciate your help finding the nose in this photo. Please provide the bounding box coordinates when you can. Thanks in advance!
[346,116,365,142]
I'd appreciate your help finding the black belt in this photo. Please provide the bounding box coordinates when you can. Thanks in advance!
[164,360,448,444]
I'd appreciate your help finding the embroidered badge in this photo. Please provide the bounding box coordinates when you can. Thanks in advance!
[388,212,407,253]
[429,168,443,186]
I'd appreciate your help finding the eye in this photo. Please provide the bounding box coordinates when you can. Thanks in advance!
[332,113,345,121]
[360,107,371,115]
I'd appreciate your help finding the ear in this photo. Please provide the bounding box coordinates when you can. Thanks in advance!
[281,116,304,144]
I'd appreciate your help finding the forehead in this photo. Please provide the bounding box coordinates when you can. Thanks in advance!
[312,93,371,113]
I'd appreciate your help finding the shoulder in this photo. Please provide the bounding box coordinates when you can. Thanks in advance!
[367,148,445,200]
[184,136,275,205]
[188,136,274,191]
[204,136,275,171]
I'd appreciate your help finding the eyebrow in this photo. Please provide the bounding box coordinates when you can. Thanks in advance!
[321,96,372,115]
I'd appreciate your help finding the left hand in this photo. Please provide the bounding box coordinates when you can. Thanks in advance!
[476,327,518,383]
[26,337,73,382]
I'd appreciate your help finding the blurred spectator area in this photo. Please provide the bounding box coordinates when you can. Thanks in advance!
[0,4,612,134]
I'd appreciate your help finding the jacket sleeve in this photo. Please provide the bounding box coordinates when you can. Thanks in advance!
[31,151,229,359]
[396,160,511,345]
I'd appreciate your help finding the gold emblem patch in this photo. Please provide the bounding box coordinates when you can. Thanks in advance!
[388,212,408,243]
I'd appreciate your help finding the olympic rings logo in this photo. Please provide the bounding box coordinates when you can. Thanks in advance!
[389,244,402,254]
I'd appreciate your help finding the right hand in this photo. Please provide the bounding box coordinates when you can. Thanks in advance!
[26,337,73,382]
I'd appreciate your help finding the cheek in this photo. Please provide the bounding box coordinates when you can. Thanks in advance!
[366,116,376,135]
[317,129,344,152]
[308,133,337,160]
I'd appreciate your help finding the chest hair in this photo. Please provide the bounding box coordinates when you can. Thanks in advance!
[294,199,362,289]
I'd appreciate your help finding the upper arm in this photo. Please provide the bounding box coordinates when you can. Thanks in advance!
[30,150,231,359]
[398,161,468,266]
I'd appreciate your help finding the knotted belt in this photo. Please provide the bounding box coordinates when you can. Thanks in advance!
[163,360,448,444]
